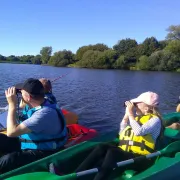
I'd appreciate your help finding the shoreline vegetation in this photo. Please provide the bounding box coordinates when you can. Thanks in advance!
[0,61,28,64]
[1,25,180,72]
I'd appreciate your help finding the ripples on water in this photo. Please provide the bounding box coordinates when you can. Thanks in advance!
[0,63,180,135]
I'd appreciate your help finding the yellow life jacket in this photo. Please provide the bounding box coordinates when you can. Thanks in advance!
[0,129,7,135]
[119,114,158,155]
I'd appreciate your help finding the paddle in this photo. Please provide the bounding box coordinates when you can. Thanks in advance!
[51,72,69,83]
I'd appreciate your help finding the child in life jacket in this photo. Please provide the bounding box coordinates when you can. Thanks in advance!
[75,91,163,180]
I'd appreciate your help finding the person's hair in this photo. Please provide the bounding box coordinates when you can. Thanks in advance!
[152,107,161,119]
[39,78,52,93]
[150,106,164,139]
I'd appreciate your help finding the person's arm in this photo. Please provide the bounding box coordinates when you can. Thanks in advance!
[5,87,31,137]
[176,104,180,112]
[22,107,61,134]
[129,116,161,136]
[167,122,180,130]
[10,108,55,137]
[119,113,129,133]
[7,110,48,137]
[7,123,31,137]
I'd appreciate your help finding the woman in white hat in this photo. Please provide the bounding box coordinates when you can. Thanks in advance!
[75,91,163,180]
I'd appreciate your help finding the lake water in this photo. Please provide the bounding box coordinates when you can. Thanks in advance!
[0,63,180,134]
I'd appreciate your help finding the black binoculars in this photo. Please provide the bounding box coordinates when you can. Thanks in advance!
[16,88,21,94]
[123,102,137,107]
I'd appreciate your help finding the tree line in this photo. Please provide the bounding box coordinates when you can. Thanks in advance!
[1,25,180,71]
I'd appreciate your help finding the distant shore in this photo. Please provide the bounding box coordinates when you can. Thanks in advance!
[0,61,28,64]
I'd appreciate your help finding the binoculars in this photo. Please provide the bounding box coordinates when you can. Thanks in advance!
[123,102,137,107]
[16,88,21,94]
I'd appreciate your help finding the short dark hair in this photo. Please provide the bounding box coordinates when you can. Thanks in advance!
[39,78,52,93]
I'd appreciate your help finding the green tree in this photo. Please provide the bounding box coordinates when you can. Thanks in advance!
[6,55,20,62]
[124,47,138,64]
[76,50,102,68]
[147,50,180,71]
[160,51,179,71]
[113,55,127,69]
[91,43,109,51]
[158,51,180,71]
[31,55,42,64]
[76,46,90,61]
[166,54,180,71]
[159,40,168,50]
[141,37,160,56]
[19,55,34,63]
[40,46,52,64]
[48,50,75,67]
[165,40,180,57]
[148,51,163,71]
[76,43,109,61]
[113,38,138,55]
[166,25,180,40]
[136,55,150,70]
[95,49,118,69]
[81,50,102,68]
[135,44,144,58]
[0,54,6,61]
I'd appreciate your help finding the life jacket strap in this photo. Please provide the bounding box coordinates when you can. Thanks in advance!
[119,140,154,153]
[19,136,66,143]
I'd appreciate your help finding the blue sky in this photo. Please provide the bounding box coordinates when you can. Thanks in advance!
[0,0,179,56]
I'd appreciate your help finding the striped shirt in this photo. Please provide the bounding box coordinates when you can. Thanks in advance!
[120,116,161,142]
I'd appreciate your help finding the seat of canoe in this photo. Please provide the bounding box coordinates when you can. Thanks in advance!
[163,112,180,141]
[163,112,180,127]
[164,128,180,139]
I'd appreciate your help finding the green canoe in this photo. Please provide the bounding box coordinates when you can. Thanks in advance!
[2,112,180,180]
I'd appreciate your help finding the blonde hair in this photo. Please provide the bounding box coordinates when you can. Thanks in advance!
[150,106,164,138]
[152,107,162,119]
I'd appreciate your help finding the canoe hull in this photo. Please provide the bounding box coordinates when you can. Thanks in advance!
[3,112,180,180]
[5,142,180,180]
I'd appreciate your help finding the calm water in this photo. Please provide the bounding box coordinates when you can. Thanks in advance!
[0,63,180,135]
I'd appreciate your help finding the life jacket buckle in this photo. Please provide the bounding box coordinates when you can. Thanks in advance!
[129,141,134,146]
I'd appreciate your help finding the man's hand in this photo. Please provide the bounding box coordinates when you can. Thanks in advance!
[5,87,17,107]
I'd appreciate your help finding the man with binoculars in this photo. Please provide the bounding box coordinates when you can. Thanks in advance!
[0,78,67,173]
